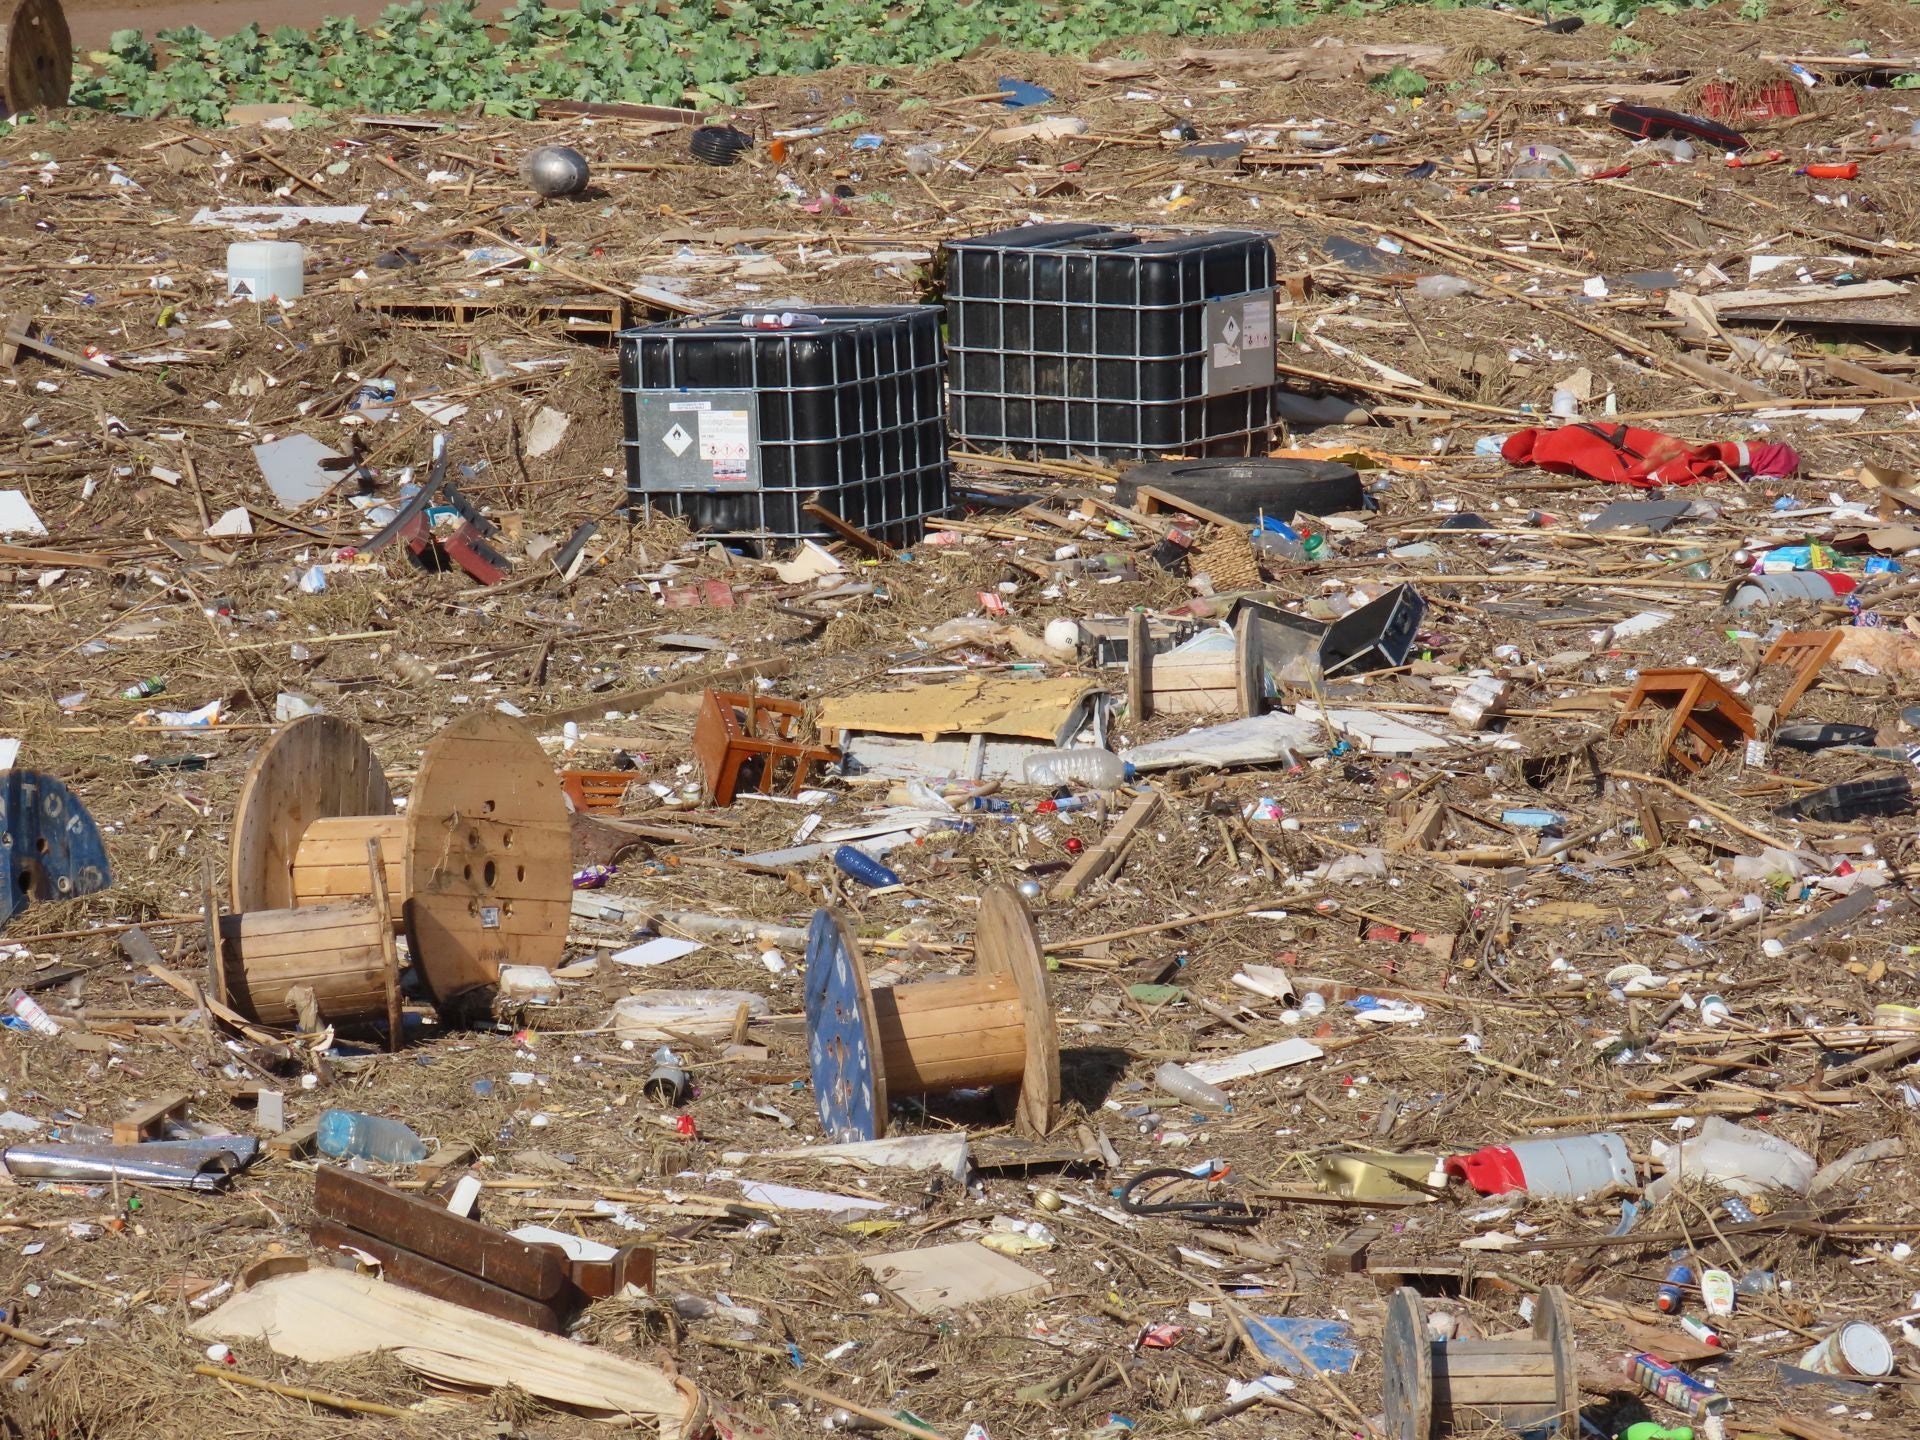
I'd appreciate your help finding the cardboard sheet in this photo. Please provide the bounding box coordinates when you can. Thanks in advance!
[819,674,1101,743]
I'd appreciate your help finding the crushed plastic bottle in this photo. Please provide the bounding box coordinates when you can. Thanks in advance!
[1414,275,1476,298]
[1022,749,1131,788]
[316,1109,429,1164]
[1510,143,1578,179]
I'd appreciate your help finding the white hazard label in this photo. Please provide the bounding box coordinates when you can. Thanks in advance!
[1221,315,1240,348]
[661,422,693,456]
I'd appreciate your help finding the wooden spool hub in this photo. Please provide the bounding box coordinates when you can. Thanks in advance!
[230,713,570,1010]
[1383,1284,1577,1440]
[804,887,1058,1144]
[0,0,70,114]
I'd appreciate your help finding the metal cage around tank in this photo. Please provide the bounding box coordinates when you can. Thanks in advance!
[945,223,1279,462]
[619,305,950,550]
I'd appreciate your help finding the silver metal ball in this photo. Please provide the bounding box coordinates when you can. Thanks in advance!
[521,145,591,198]
[1016,879,1043,902]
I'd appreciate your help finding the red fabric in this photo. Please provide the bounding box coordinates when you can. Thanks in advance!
[1502,424,1747,488]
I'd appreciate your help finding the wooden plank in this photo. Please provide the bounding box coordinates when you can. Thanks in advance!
[1808,1035,1920,1088]
[313,1165,569,1302]
[0,541,115,570]
[1049,791,1162,902]
[1824,356,1920,399]
[113,1092,190,1144]
[310,1219,563,1332]
[801,501,895,558]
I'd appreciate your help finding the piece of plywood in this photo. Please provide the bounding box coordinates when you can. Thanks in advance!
[863,1240,1049,1314]
[190,1266,703,1437]
[818,674,1101,744]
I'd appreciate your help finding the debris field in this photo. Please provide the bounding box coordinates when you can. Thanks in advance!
[7,5,1920,1440]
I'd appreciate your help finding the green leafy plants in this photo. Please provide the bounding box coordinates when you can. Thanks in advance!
[67,0,1729,123]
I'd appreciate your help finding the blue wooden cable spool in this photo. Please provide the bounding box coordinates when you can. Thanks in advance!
[803,888,1059,1144]
[0,770,112,929]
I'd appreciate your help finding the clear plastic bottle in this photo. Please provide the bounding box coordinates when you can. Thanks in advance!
[1414,275,1475,298]
[316,1109,429,1164]
[1022,749,1131,788]
[1153,1061,1231,1111]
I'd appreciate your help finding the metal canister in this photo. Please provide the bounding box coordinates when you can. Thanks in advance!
[1656,1263,1692,1314]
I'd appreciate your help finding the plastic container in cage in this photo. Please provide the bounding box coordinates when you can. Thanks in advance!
[620,305,949,549]
[945,223,1278,461]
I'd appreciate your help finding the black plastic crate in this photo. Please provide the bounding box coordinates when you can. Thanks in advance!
[946,223,1278,462]
[620,305,949,549]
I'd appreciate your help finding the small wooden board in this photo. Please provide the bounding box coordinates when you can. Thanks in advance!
[113,1091,190,1144]
[231,717,390,914]
[268,1117,321,1160]
[405,711,571,1007]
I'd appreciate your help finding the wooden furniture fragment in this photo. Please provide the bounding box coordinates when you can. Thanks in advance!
[559,769,636,812]
[804,889,1058,1143]
[113,1092,190,1144]
[1760,628,1842,723]
[230,713,570,1008]
[692,689,838,806]
[1612,667,1755,772]
[311,1165,653,1333]
[1383,1284,1577,1439]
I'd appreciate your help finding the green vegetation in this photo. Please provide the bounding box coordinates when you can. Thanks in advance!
[68,0,1714,123]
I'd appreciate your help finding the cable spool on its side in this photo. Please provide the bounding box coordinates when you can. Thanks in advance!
[804,887,1059,1144]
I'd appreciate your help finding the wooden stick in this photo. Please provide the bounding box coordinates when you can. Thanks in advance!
[193,1364,409,1418]
[1390,573,1722,592]
[0,1321,49,1349]
[787,1381,951,1440]
[1605,769,1794,850]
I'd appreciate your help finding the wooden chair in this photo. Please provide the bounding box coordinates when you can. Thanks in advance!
[693,690,838,805]
[1760,629,1842,723]
[1613,667,1755,773]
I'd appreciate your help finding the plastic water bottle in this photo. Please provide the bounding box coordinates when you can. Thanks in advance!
[1022,749,1131,788]
[832,845,900,889]
[1153,1061,1231,1112]
[316,1109,429,1164]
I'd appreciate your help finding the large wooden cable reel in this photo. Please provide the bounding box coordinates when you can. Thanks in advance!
[1383,1284,1577,1439]
[0,0,70,114]
[230,712,570,1010]
[803,887,1059,1144]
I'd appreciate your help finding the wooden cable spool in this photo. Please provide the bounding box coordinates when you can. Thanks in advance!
[230,712,570,1008]
[213,838,404,1049]
[803,887,1058,1143]
[1382,1284,1577,1440]
[0,0,70,114]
